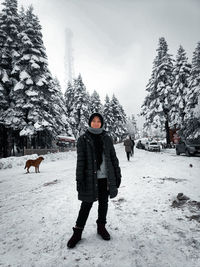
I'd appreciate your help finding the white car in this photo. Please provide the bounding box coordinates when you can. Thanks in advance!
[145,141,161,152]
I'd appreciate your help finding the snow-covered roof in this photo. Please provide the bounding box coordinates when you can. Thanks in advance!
[56,135,75,141]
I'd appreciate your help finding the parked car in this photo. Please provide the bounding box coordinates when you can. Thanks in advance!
[136,140,145,149]
[175,139,200,156]
[145,141,161,152]
[157,139,167,149]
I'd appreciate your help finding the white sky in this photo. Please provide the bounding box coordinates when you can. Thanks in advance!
[1,0,200,126]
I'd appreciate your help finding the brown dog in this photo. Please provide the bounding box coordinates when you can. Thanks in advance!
[24,156,44,173]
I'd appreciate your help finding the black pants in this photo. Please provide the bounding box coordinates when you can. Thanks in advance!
[76,178,109,228]
[131,146,134,156]
[126,151,131,161]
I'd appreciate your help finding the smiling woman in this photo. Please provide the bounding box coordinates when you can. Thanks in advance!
[67,112,121,248]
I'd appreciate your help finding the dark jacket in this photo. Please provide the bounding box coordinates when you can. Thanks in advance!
[131,140,135,147]
[124,139,132,152]
[76,130,121,202]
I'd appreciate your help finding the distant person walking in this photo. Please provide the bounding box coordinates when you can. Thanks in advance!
[124,136,132,161]
[67,112,121,248]
[130,136,135,156]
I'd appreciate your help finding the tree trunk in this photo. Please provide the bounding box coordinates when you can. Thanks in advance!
[0,125,8,158]
[165,119,170,146]
[5,128,13,157]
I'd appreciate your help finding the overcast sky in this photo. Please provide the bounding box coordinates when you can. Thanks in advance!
[1,0,200,126]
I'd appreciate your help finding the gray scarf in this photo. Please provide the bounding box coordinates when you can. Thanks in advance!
[87,127,104,170]
[88,127,104,135]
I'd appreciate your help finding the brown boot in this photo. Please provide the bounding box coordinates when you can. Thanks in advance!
[97,223,110,240]
[67,227,83,248]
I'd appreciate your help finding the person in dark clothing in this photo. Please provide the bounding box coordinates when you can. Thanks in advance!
[124,136,132,161]
[130,136,135,156]
[67,112,121,248]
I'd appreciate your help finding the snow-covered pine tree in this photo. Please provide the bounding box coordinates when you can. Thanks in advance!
[86,90,91,114]
[50,77,72,137]
[103,95,113,135]
[190,95,200,139]
[8,5,61,148]
[3,6,27,133]
[117,98,127,140]
[187,42,200,110]
[90,90,103,114]
[183,42,200,139]
[64,80,74,117]
[70,74,90,138]
[109,94,127,141]
[0,0,21,156]
[170,45,191,131]
[141,37,174,145]
[126,114,138,138]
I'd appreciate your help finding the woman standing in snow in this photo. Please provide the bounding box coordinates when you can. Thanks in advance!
[67,112,121,248]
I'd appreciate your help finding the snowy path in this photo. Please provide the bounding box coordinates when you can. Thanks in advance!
[0,145,200,267]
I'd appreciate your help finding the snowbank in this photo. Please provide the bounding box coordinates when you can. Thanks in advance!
[0,144,200,266]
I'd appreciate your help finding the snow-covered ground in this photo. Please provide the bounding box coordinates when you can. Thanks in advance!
[0,144,200,267]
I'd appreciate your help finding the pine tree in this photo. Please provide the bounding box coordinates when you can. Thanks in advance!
[183,42,200,139]
[7,5,65,148]
[86,90,91,113]
[70,74,90,138]
[0,0,20,108]
[50,77,72,136]
[0,0,21,156]
[109,94,127,141]
[191,95,200,139]
[90,90,103,113]
[64,81,74,116]
[170,45,191,130]
[103,95,113,134]
[3,5,27,132]
[5,6,49,132]
[141,37,174,144]
[126,114,138,138]
[187,42,200,110]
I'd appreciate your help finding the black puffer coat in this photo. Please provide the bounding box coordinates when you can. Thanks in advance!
[76,130,121,202]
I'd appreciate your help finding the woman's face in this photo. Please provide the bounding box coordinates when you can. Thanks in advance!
[91,116,101,128]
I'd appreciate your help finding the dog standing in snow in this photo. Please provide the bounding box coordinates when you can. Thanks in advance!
[24,156,44,173]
